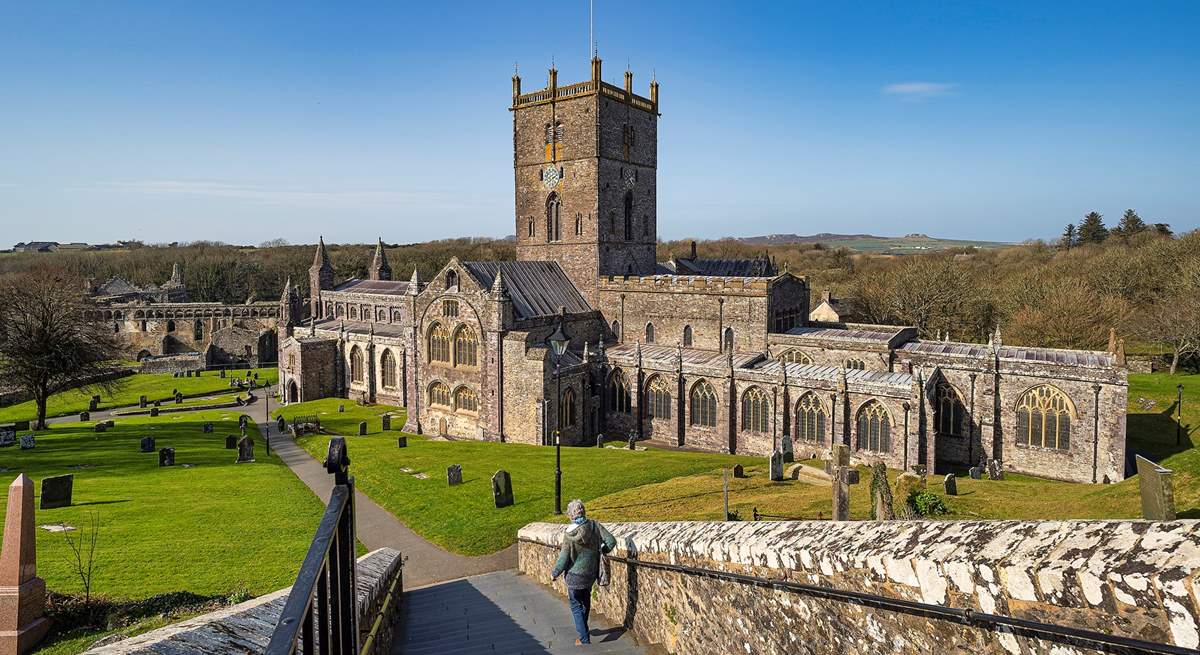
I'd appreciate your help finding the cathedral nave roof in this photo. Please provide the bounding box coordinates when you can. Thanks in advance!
[461,261,591,320]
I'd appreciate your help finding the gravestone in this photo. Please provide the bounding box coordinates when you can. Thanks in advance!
[253,372,258,379]
[172,389,178,397]
[20,434,35,450]
[943,473,958,496]
[732,464,746,479]
[969,465,983,480]
[0,430,13,447]
[894,472,925,519]
[236,396,245,406]
[88,397,99,411]
[220,369,226,378]
[173,372,181,378]
[79,412,89,422]
[987,459,1004,481]
[825,443,851,476]
[159,447,175,467]
[175,392,183,404]
[186,370,193,378]
[491,470,514,508]
[240,425,248,439]
[12,420,30,431]
[596,434,604,448]
[769,450,784,481]
[153,400,161,408]
[226,435,238,449]
[40,474,73,509]
[870,462,894,520]
[236,436,254,463]
[358,421,367,436]
[447,464,463,486]
[202,422,213,434]
[397,436,408,448]
[781,436,795,463]
[338,404,345,413]
[140,436,155,453]
[277,416,286,432]
[195,369,202,377]
[381,415,391,431]
[627,433,637,450]
[104,419,114,428]
[149,407,159,417]
[93,423,106,433]
[249,380,256,390]
[1135,455,1176,520]
[139,395,148,408]
[832,466,860,521]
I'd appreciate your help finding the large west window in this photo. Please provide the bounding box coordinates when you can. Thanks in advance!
[427,323,450,363]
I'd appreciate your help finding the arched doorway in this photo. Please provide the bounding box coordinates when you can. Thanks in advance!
[288,380,299,404]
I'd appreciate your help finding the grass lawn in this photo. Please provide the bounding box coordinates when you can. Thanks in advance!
[0,368,279,423]
[585,372,1200,522]
[0,409,324,653]
[277,399,758,555]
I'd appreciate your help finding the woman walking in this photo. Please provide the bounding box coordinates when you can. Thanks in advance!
[551,499,616,646]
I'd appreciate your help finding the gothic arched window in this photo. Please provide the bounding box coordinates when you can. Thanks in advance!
[1015,385,1073,449]
[446,270,458,290]
[856,400,891,453]
[547,193,561,242]
[454,386,478,413]
[350,346,364,383]
[936,381,967,437]
[611,321,621,342]
[561,387,577,427]
[194,320,203,340]
[528,217,535,238]
[609,370,631,414]
[682,325,693,347]
[723,328,734,353]
[166,320,176,332]
[428,382,451,407]
[381,349,397,389]
[646,376,671,420]
[623,191,633,241]
[844,358,866,370]
[427,323,450,363]
[689,380,717,427]
[780,350,813,365]
[575,213,582,236]
[453,325,478,367]
[645,323,655,344]
[795,393,826,443]
[740,387,770,433]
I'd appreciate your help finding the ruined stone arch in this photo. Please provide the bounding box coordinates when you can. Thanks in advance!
[855,399,891,453]
[1014,384,1075,450]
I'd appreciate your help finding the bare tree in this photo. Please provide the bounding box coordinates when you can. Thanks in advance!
[0,269,126,429]
[1142,294,1200,375]
[62,512,101,604]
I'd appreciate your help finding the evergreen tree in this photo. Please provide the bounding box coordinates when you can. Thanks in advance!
[1154,223,1173,237]
[1060,223,1077,250]
[1077,211,1108,244]
[1113,209,1147,239]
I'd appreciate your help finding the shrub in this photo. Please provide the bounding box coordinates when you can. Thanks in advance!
[908,490,948,517]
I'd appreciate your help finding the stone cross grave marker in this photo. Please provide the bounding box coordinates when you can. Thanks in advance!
[825,443,851,476]
[175,391,183,404]
[732,464,746,478]
[140,437,155,453]
[40,475,73,510]
[159,447,175,467]
[447,464,463,486]
[627,433,637,450]
[596,433,604,448]
[139,395,148,408]
[358,421,367,436]
[1135,455,1176,520]
[781,435,794,463]
[381,415,391,431]
[870,462,894,520]
[769,450,784,481]
[987,459,1004,480]
[492,470,514,508]
[240,425,248,439]
[832,466,860,521]
[225,435,238,449]
[943,473,958,496]
[397,436,408,448]
[236,436,255,463]
[20,434,35,450]
[239,415,249,428]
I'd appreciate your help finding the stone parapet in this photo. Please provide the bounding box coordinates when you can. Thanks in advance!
[517,520,1200,654]
[82,548,403,655]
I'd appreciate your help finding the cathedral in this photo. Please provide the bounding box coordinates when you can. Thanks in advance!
[278,58,1128,484]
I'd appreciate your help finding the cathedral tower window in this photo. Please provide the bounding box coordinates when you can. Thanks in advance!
[623,191,633,241]
[381,349,397,389]
[723,328,734,353]
[454,386,478,413]
[740,387,770,433]
[427,323,450,363]
[645,323,655,344]
[795,393,826,443]
[528,217,535,238]
[1015,385,1073,449]
[561,387,577,427]
[689,380,717,427]
[575,212,582,236]
[856,400,891,453]
[609,370,631,414]
[453,325,478,367]
[546,193,561,242]
[428,382,451,407]
[611,321,621,342]
[936,381,967,437]
[682,325,693,347]
[646,376,671,420]
[350,346,364,383]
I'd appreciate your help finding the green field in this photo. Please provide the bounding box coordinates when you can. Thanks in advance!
[0,409,324,653]
[277,399,758,555]
[0,368,278,423]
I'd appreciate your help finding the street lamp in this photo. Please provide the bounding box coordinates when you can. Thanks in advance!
[547,319,570,515]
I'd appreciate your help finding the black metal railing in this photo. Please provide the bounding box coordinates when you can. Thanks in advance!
[589,551,1194,655]
[267,437,358,655]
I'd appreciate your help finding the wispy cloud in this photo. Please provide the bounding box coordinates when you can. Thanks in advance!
[881,82,958,101]
[95,180,453,210]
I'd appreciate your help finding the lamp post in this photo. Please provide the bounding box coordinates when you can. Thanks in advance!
[1177,384,1184,446]
[264,380,271,455]
[547,319,570,515]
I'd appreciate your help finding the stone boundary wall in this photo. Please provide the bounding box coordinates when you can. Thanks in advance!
[0,370,135,408]
[83,548,402,654]
[517,520,1200,654]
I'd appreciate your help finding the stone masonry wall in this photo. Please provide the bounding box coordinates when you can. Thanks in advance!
[518,520,1200,654]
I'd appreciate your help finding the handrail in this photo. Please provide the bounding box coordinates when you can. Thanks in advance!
[529,542,1191,655]
[358,555,403,655]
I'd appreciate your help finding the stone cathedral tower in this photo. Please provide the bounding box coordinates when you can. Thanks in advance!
[511,56,660,304]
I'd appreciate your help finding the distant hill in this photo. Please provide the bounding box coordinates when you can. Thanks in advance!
[736,232,1009,253]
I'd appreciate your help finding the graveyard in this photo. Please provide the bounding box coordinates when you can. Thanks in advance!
[0,410,323,652]
[0,367,278,423]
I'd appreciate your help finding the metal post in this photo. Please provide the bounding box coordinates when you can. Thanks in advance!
[1177,384,1184,446]
[265,381,271,455]
[555,362,563,515]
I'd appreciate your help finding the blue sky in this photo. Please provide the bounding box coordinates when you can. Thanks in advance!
[1,1,1197,245]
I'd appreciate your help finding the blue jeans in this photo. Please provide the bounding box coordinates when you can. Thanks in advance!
[567,585,592,643]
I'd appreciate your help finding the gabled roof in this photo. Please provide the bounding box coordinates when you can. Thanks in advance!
[96,277,141,296]
[461,261,591,320]
[332,279,411,296]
